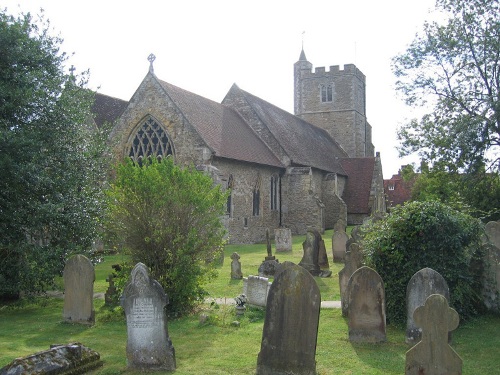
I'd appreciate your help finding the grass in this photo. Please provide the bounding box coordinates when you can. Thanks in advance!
[1,229,499,374]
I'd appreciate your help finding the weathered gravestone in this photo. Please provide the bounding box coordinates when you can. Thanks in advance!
[242,275,272,307]
[256,262,320,375]
[0,343,102,375]
[485,220,500,249]
[332,221,349,262]
[63,254,95,324]
[299,229,331,277]
[318,237,330,269]
[121,263,176,371]
[347,266,386,343]
[405,294,462,375]
[339,242,364,317]
[230,252,243,279]
[482,243,500,312]
[406,267,450,345]
[275,227,292,252]
[258,229,280,277]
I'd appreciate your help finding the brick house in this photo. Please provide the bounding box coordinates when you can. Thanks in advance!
[92,50,386,243]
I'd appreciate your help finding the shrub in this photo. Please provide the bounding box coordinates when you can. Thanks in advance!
[104,157,228,316]
[362,201,485,325]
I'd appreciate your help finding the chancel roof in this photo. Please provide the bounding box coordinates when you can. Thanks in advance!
[157,78,283,168]
[340,158,376,214]
[228,86,348,174]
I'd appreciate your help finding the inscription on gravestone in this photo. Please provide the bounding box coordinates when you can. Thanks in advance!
[121,263,175,371]
[242,275,272,307]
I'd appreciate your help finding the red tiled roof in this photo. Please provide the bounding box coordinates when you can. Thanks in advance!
[232,86,348,174]
[384,172,414,207]
[157,79,283,168]
[92,93,128,127]
[340,158,376,214]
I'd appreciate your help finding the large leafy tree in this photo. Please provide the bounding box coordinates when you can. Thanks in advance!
[0,10,108,299]
[105,157,228,317]
[393,0,500,173]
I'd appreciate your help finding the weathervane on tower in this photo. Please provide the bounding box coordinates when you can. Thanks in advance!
[148,53,156,73]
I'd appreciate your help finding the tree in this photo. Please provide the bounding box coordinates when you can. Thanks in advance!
[393,0,500,173]
[362,201,485,325]
[104,157,228,316]
[0,10,108,299]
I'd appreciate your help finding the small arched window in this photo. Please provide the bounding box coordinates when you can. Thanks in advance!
[226,175,234,216]
[128,116,173,162]
[270,175,279,211]
[320,84,333,102]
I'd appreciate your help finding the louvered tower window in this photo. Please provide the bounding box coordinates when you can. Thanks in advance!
[128,116,173,161]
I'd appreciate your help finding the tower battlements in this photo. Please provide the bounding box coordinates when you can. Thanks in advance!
[300,64,366,83]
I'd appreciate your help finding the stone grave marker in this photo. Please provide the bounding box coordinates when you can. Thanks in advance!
[347,266,386,343]
[339,242,363,317]
[230,252,243,279]
[275,227,292,252]
[485,220,500,249]
[332,225,349,263]
[0,343,102,375]
[405,294,462,374]
[318,237,330,269]
[121,263,176,371]
[259,229,280,277]
[483,243,500,312]
[406,267,450,345]
[242,275,272,307]
[256,262,320,375]
[63,254,95,324]
[299,229,331,277]
[104,274,118,306]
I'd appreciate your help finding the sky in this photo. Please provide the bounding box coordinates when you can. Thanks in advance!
[3,0,443,177]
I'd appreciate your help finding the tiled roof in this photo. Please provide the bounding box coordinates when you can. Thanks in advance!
[384,172,414,207]
[340,158,376,214]
[92,93,128,127]
[157,79,283,168]
[233,86,348,174]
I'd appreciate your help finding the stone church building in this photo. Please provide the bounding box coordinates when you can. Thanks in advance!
[93,50,386,244]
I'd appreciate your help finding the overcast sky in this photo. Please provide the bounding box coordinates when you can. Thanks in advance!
[4,0,443,177]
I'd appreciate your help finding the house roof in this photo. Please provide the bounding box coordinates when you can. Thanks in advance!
[228,85,348,174]
[384,171,414,207]
[340,158,376,214]
[157,78,283,168]
[92,93,128,127]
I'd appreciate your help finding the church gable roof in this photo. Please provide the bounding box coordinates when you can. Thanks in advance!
[157,78,282,168]
[340,158,376,214]
[92,93,128,127]
[225,85,348,174]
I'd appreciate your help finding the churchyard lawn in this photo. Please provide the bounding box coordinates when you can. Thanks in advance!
[1,230,499,374]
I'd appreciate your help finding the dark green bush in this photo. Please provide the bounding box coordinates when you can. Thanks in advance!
[362,201,485,325]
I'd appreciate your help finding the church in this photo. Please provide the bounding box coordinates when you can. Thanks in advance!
[92,50,386,244]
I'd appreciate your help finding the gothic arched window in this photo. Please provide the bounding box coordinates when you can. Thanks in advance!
[128,116,173,162]
[320,84,333,102]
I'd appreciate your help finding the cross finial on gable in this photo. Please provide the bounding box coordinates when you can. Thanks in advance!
[148,53,156,73]
[69,65,76,76]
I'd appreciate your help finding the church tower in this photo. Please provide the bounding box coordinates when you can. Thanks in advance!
[294,49,374,158]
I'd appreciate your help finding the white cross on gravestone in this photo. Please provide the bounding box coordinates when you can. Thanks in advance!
[148,53,156,73]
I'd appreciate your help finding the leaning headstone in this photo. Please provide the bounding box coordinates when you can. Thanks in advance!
[406,268,450,345]
[230,252,243,279]
[332,226,349,263]
[405,294,462,375]
[256,262,320,375]
[0,343,102,375]
[121,263,176,371]
[299,229,331,277]
[275,228,292,252]
[339,242,363,317]
[63,254,95,324]
[347,266,386,343]
[242,275,272,307]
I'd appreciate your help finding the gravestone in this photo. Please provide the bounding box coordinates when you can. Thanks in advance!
[121,263,176,371]
[256,262,320,375]
[242,275,272,307]
[318,237,330,269]
[406,268,450,345]
[482,243,500,312]
[299,229,331,277]
[339,242,363,317]
[405,294,462,375]
[259,229,280,277]
[230,252,243,279]
[347,266,386,343]
[485,220,500,249]
[275,228,292,252]
[63,254,95,324]
[332,223,349,263]
[0,343,102,375]
[105,274,118,306]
